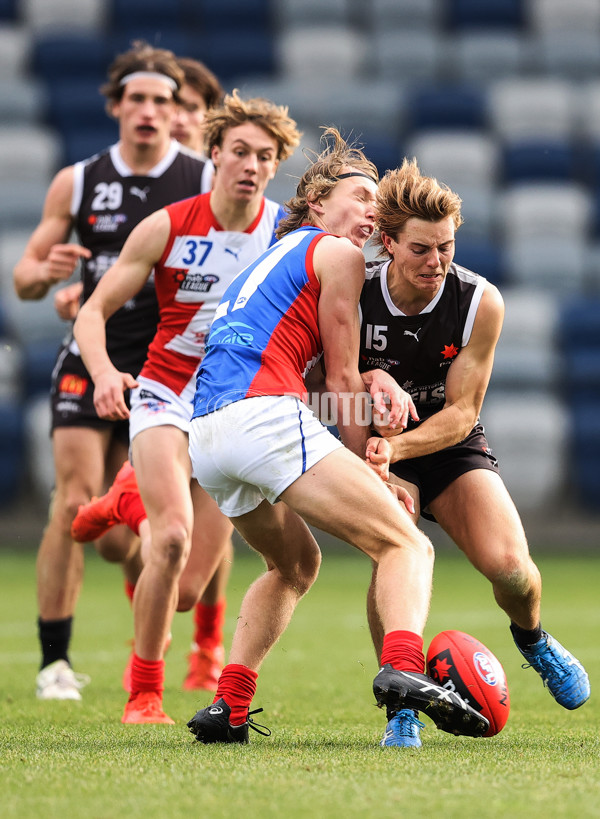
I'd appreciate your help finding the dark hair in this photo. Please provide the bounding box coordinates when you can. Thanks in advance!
[100,40,184,111]
[176,57,223,110]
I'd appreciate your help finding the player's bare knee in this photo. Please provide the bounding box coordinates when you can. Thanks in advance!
[153,521,191,572]
[274,546,321,597]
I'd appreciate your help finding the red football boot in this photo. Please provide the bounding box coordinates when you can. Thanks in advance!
[71,460,139,542]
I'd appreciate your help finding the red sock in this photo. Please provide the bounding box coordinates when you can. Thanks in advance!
[129,654,165,698]
[124,580,136,604]
[214,663,257,726]
[193,599,225,649]
[381,630,425,673]
[117,491,146,536]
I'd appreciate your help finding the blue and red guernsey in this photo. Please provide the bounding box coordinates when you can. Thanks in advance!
[192,225,327,417]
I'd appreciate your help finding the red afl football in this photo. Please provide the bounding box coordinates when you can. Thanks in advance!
[426,630,510,737]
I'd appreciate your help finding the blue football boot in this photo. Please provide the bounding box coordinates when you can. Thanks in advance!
[516,631,590,710]
[380,709,424,748]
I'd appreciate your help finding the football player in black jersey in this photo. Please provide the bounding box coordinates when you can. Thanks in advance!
[362,159,590,747]
[13,42,209,702]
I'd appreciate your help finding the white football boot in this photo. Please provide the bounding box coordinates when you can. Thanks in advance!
[36,659,90,701]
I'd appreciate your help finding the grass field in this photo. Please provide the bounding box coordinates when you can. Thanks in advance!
[0,541,598,818]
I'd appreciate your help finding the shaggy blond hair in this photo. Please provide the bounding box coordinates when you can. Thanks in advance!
[276,127,378,239]
[374,158,463,255]
[203,89,300,162]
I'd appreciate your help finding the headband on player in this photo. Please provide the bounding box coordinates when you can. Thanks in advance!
[119,71,178,91]
[332,172,376,181]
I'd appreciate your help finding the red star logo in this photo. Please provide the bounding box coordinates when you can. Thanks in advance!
[430,657,453,682]
[441,343,459,360]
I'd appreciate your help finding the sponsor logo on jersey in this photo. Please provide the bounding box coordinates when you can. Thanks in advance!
[172,270,220,292]
[58,374,88,396]
[130,185,150,202]
[139,388,171,414]
[441,342,459,360]
[209,322,255,345]
[87,213,128,232]
[56,400,82,414]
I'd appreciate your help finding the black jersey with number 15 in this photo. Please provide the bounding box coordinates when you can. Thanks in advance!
[359,260,487,429]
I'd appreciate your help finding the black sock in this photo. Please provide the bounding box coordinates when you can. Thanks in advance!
[38,616,72,670]
[510,621,543,650]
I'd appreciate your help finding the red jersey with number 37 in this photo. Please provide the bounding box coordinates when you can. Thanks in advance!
[139,192,284,394]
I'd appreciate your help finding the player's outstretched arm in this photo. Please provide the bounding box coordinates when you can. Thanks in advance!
[73,208,171,420]
[13,167,91,300]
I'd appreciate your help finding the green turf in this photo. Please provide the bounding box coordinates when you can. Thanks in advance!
[0,544,598,818]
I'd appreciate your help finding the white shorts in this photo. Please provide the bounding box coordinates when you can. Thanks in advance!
[188,395,343,517]
[129,376,195,443]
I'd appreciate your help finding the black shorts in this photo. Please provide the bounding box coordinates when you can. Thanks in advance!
[49,348,130,447]
[389,423,500,522]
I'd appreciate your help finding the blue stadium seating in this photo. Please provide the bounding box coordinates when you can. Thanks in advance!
[446,0,524,29]
[111,0,187,29]
[31,33,111,83]
[454,237,505,286]
[0,402,25,507]
[186,0,272,31]
[570,403,600,511]
[407,84,488,132]
[0,0,16,19]
[503,139,577,183]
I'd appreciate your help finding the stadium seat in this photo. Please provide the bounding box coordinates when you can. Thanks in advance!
[238,77,404,142]
[30,33,111,83]
[504,237,589,293]
[22,339,63,398]
[448,28,528,82]
[0,22,32,79]
[454,238,505,286]
[369,29,442,84]
[406,84,488,132]
[527,0,600,32]
[559,295,600,402]
[0,125,61,183]
[273,0,351,28]
[24,394,55,505]
[500,182,593,240]
[569,402,600,511]
[187,0,272,31]
[369,0,442,30]
[197,30,276,82]
[488,78,577,140]
[61,125,118,166]
[531,29,600,79]
[19,0,107,31]
[405,130,500,189]
[0,180,49,232]
[446,0,524,29]
[482,393,569,511]
[576,80,600,142]
[276,26,367,81]
[45,79,110,135]
[0,78,46,124]
[489,289,560,390]
[0,401,26,507]
[0,0,16,19]
[502,139,578,183]
[111,0,187,29]
[0,336,23,402]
